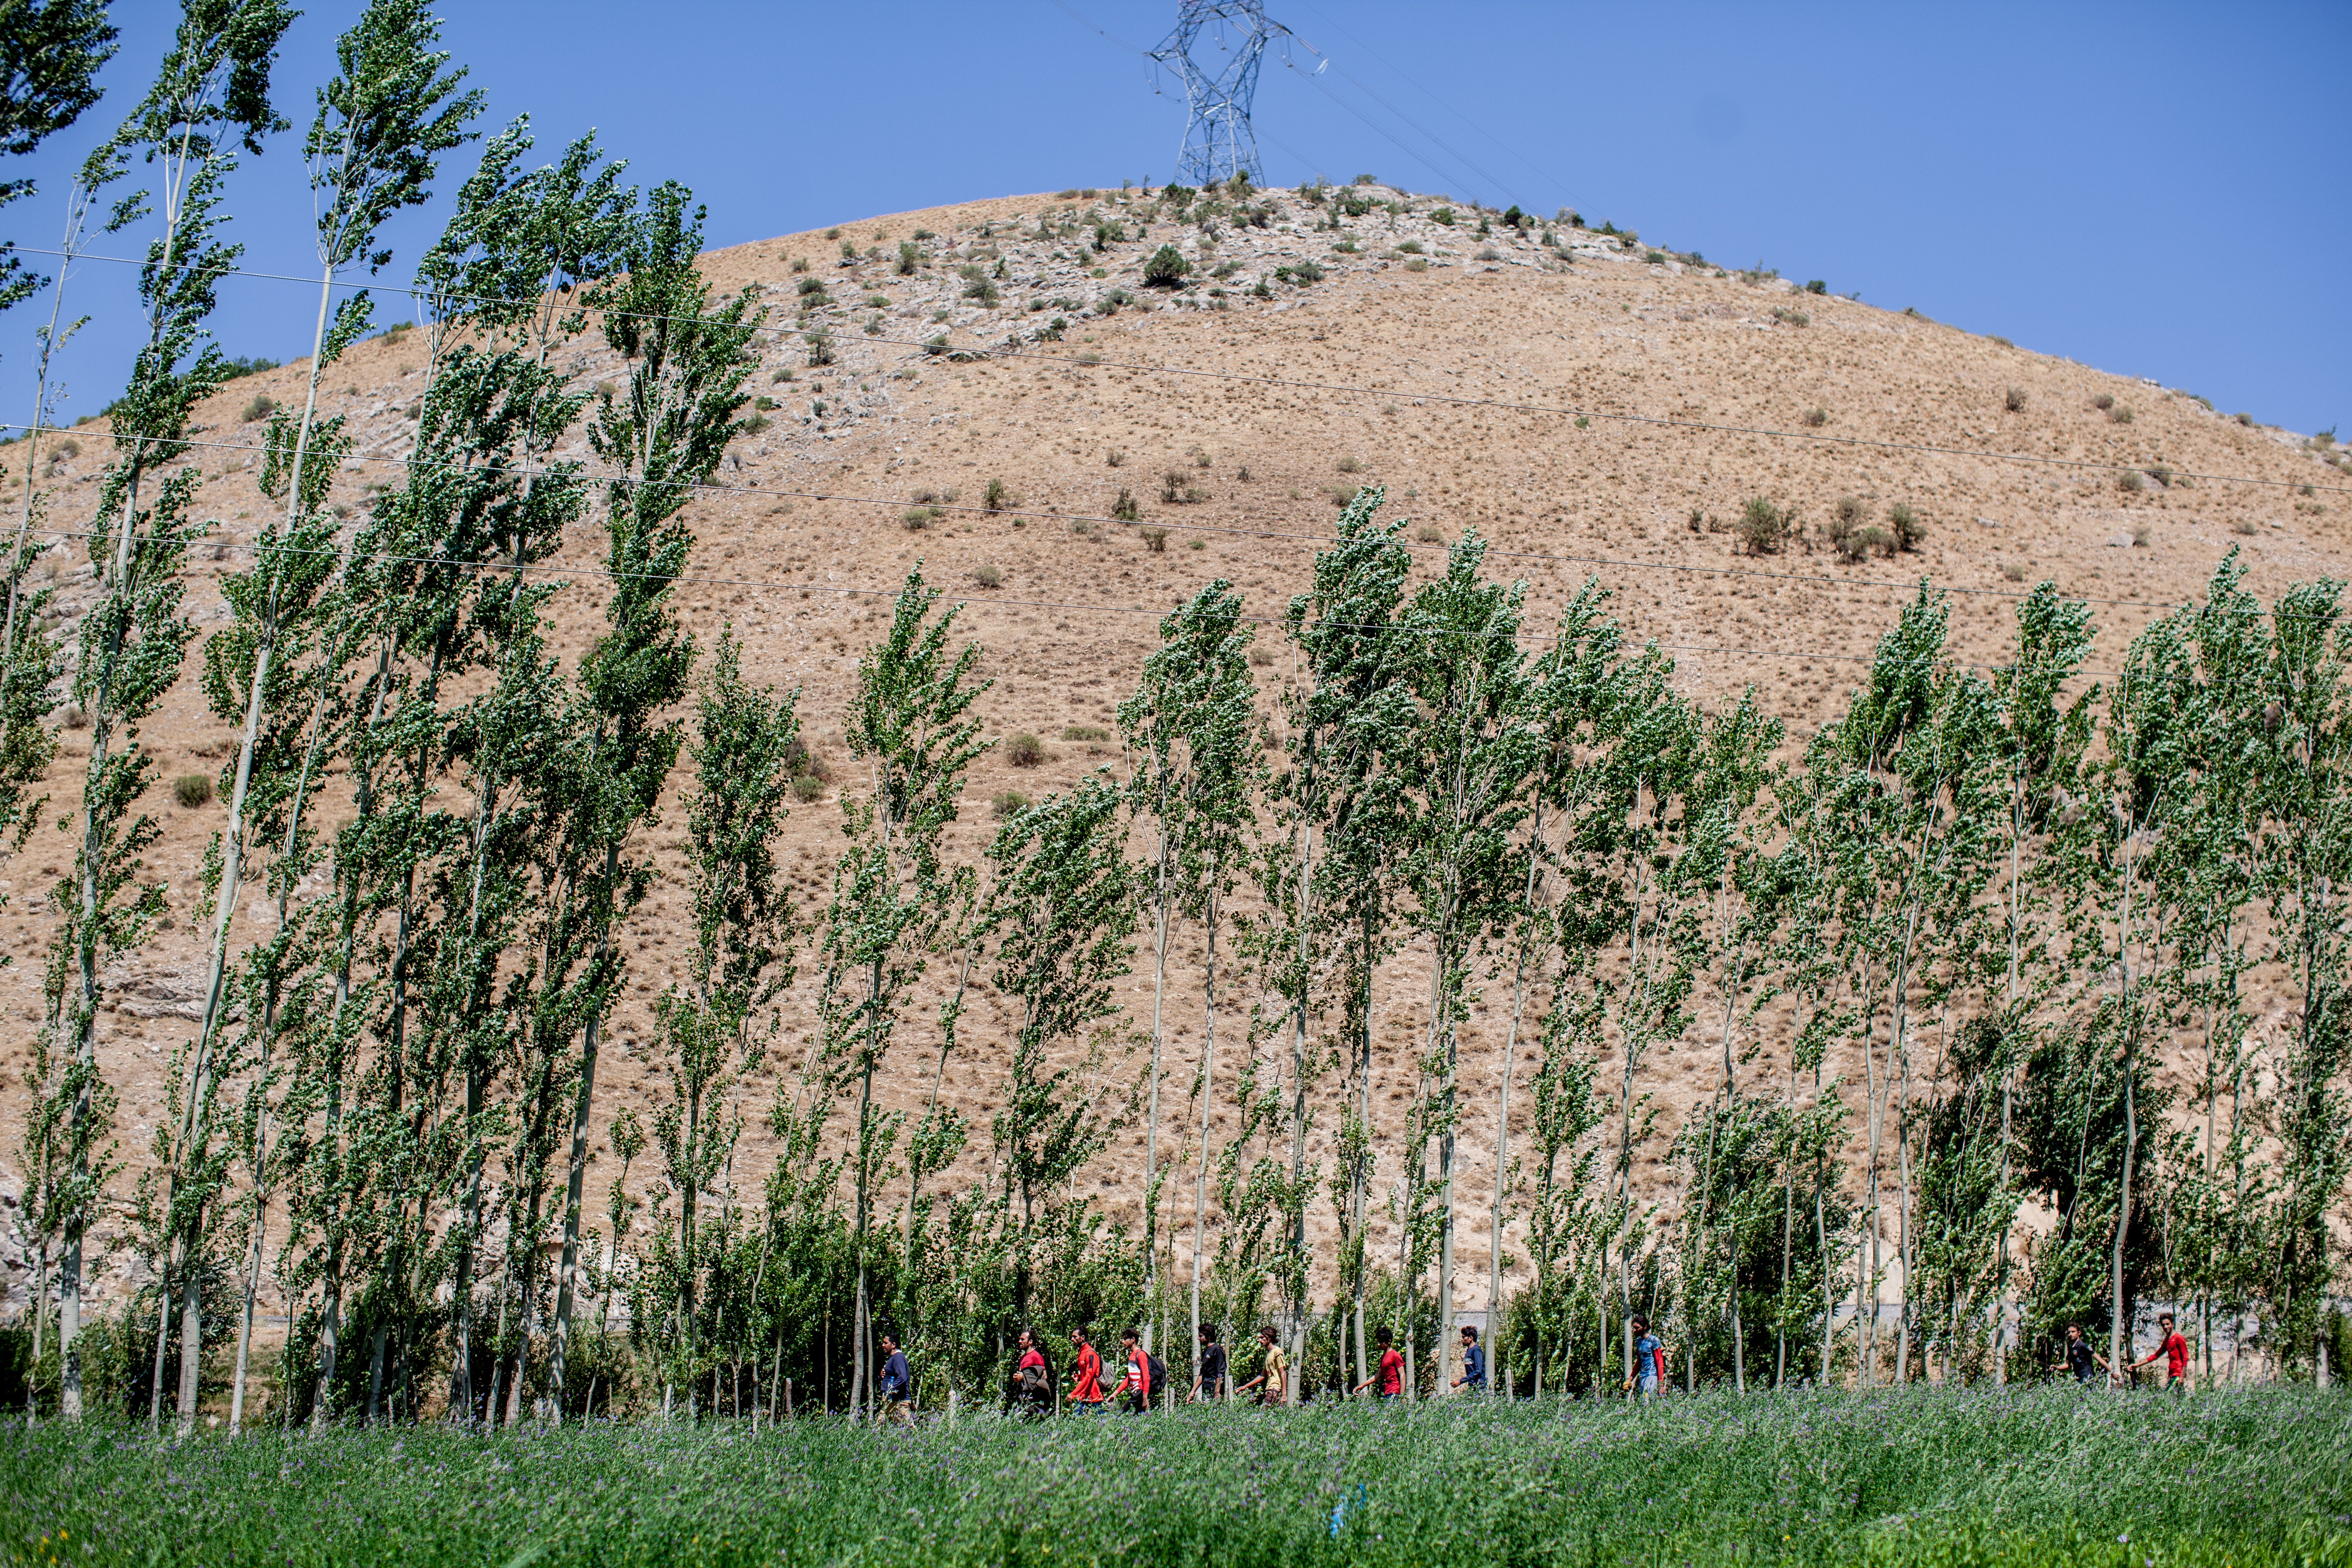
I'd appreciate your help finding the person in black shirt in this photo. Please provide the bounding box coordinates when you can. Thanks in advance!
[2058,1322,2110,1385]
[1191,1322,1228,1402]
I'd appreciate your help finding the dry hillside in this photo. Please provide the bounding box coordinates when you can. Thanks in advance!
[3,180,2346,1327]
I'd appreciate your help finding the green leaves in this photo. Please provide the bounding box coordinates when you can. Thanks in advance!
[419,118,635,347]
[0,0,116,307]
[81,0,294,200]
[988,778,1138,1224]
[846,565,991,879]
[304,0,482,275]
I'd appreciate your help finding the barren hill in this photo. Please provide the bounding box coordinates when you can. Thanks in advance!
[5,180,2345,1331]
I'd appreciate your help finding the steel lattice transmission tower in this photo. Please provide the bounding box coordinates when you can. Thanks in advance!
[1151,1,1289,187]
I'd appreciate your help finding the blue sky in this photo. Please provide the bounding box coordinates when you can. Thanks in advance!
[6,1,2347,439]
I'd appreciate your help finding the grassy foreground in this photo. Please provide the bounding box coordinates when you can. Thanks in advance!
[6,1387,2349,1567]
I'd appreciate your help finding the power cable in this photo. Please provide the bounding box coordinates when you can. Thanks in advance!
[1280,28,1522,211]
[20,417,2323,624]
[18,516,2138,689]
[1287,0,1574,207]
[1042,0,1155,56]
[14,242,2344,500]
[1277,52,1486,206]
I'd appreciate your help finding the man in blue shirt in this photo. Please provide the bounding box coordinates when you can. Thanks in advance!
[1627,1317,1664,1400]
[878,1332,913,1426]
[1451,1326,1487,1394]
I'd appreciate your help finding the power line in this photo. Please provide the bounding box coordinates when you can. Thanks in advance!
[1278,52,1489,206]
[1042,0,1155,56]
[1286,0,1575,209]
[20,517,2135,695]
[21,417,2324,625]
[17,240,2344,502]
[1280,31,1522,211]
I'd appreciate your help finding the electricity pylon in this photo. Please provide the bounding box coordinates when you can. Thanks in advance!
[1151,1,1288,187]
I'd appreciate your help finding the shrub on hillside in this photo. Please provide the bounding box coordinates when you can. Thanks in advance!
[1888,502,1925,552]
[1006,732,1047,768]
[1737,497,1797,555]
[1826,495,1870,560]
[1142,245,1190,288]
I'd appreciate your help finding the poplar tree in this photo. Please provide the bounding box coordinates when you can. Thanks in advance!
[1796,587,1999,1381]
[40,0,288,1421]
[2252,573,2347,1368]
[987,778,1139,1318]
[647,630,801,1411]
[545,181,759,1401]
[1117,579,1255,1374]
[1577,647,1700,1383]
[2090,608,2198,1380]
[1966,582,2096,1377]
[2155,562,2267,1379]
[1513,582,1640,1393]
[170,0,475,1436]
[1674,693,1780,1390]
[812,565,986,1416]
[1275,486,1412,1387]
[426,122,631,1427]
[0,0,118,311]
[1392,531,1539,1387]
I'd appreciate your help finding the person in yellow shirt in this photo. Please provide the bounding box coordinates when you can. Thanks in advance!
[1235,1325,1288,1406]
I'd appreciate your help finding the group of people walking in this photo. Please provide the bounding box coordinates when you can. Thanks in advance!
[996,1321,1488,1416]
[2055,1314,2194,1388]
[872,1309,2195,1424]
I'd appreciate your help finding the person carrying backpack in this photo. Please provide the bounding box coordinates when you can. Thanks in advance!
[1009,1326,1054,1416]
[1112,1327,1159,1413]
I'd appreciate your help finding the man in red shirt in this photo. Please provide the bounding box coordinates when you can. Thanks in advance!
[1350,1325,1405,1401]
[2129,1312,2192,1388]
[1011,1326,1051,1415]
[1069,1326,1105,1413]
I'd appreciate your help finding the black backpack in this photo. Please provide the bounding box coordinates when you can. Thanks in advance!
[1146,1353,1167,1398]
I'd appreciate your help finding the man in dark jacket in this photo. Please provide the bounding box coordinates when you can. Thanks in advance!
[1452,1325,1487,1394]
[878,1333,913,1425]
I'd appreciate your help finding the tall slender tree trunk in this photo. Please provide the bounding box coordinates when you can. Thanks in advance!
[1189,887,1220,1380]
[548,839,622,1406]
[1142,783,1171,1355]
[1351,908,1372,1390]
[1286,823,1314,1401]
[1488,810,1542,1389]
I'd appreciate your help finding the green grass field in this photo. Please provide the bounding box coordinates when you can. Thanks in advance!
[7,1387,2348,1567]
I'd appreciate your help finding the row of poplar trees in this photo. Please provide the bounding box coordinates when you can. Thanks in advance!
[4,0,2348,1432]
